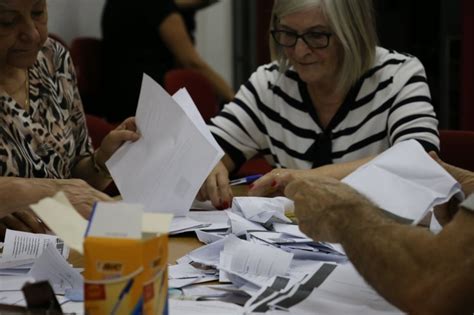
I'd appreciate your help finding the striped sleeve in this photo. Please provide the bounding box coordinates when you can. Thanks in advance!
[387,56,439,152]
[209,65,272,169]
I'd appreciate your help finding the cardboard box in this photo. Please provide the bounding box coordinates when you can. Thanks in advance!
[84,233,168,315]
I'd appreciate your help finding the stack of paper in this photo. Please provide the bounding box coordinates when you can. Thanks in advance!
[106,74,224,216]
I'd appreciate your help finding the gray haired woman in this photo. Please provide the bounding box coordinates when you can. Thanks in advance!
[199,0,439,208]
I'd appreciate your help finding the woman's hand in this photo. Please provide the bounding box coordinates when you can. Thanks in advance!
[55,179,114,219]
[196,161,233,209]
[95,117,140,168]
[0,211,46,240]
[247,168,310,197]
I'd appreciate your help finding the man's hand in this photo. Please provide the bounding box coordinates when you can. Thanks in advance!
[248,168,309,197]
[284,176,374,243]
[430,152,474,225]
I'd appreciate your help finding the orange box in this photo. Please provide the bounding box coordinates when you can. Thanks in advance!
[84,233,168,315]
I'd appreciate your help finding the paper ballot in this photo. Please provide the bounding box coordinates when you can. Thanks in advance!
[107,74,223,215]
[343,140,462,223]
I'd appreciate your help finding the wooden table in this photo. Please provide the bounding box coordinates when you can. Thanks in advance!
[69,185,249,267]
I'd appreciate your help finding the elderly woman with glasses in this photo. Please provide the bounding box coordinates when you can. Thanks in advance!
[198,0,439,209]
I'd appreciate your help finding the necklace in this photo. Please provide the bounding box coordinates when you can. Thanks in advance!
[25,69,30,110]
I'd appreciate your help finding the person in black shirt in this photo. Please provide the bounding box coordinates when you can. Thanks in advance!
[101,0,233,123]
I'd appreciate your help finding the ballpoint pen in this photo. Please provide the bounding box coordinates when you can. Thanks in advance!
[229,174,263,186]
[110,278,134,315]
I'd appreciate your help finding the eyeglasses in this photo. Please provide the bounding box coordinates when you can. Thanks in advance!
[271,30,332,49]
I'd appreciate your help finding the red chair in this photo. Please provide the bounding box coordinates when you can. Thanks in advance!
[439,130,474,171]
[164,69,220,123]
[85,114,119,196]
[70,37,103,115]
[85,114,114,149]
[234,156,273,178]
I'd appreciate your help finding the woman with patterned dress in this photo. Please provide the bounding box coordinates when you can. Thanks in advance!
[0,0,139,236]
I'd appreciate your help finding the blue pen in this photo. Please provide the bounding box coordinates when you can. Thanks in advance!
[229,174,263,186]
[110,278,134,315]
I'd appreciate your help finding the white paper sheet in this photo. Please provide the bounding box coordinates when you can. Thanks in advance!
[273,264,403,315]
[219,235,293,287]
[272,223,310,239]
[187,211,230,231]
[187,237,227,267]
[226,211,266,236]
[342,140,462,223]
[86,202,142,239]
[0,275,33,291]
[232,197,293,224]
[169,299,243,315]
[168,264,215,280]
[0,229,69,263]
[195,230,224,244]
[106,75,223,216]
[170,217,210,235]
[28,243,83,295]
[30,192,88,254]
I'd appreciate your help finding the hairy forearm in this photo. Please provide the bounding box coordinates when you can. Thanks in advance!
[337,207,474,314]
[311,156,374,179]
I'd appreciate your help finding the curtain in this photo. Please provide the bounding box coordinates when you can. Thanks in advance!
[461,0,474,130]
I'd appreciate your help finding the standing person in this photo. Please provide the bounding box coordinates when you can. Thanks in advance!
[0,0,139,234]
[198,0,439,209]
[101,0,234,123]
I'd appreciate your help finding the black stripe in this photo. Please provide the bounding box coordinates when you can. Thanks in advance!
[332,129,388,159]
[271,84,308,112]
[285,70,300,82]
[218,111,253,139]
[269,137,308,161]
[405,75,428,85]
[360,58,406,81]
[416,139,439,153]
[211,133,247,170]
[232,97,268,135]
[389,113,438,136]
[389,96,432,115]
[244,81,317,139]
[391,127,439,144]
[275,264,337,309]
[352,77,394,109]
[332,94,397,139]
[264,64,279,72]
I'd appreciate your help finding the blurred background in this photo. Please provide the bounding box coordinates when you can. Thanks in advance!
[47,0,472,130]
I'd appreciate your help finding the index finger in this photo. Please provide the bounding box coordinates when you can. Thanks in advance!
[248,172,278,196]
[121,117,137,131]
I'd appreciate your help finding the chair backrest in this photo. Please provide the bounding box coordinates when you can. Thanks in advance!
[70,37,103,114]
[85,114,114,149]
[439,130,474,171]
[164,69,220,123]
